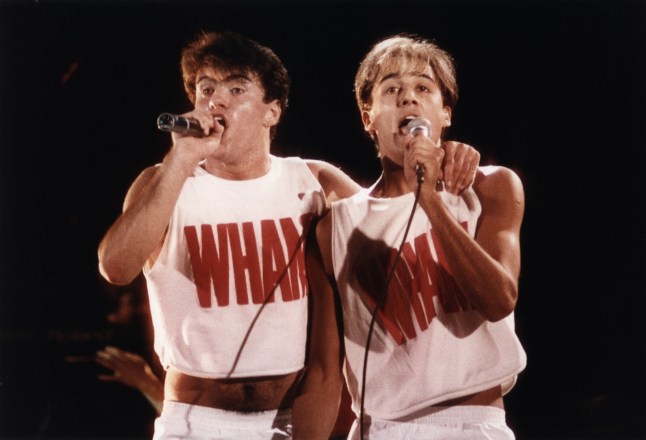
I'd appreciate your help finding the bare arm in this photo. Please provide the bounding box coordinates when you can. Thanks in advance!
[405,136,524,321]
[292,214,345,439]
[306,159,362,203]
[98,110,223,285]
[97,152,196,285]
[422,167,524,321]
[305,144,478,201]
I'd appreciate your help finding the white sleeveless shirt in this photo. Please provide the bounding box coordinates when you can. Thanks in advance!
[144,156,326,379]
[331,181,526,419]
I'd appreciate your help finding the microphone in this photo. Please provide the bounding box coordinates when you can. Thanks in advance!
[405,117,432,184]
[157,113,204,137]
[406,117,431,138]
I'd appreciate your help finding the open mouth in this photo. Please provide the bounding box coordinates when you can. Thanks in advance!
[214,116,226,129]
[399,115,418,132]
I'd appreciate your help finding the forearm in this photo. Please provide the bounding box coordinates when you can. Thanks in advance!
[293,215,345,438]
[138,374,164,414]
[419,189,518,321]
[291,366,343,440]
[95,346,165,413]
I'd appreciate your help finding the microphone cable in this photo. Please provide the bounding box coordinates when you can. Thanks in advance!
[359,172,424,439]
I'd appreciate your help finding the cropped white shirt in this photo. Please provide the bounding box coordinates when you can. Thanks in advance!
[145,156,326,378]
[331,182,526,419]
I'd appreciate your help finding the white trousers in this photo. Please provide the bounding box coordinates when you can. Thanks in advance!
[348,405,515,440]
[153,400,292,440]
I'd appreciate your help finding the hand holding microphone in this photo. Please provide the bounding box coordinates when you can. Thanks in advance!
[157,113,205,137]
[156,112,226,164]
[405,117,432,185]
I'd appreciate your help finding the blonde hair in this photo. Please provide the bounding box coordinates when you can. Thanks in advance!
[354,34,458,113]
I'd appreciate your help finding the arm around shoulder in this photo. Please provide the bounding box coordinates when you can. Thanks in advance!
[306,159,361,203]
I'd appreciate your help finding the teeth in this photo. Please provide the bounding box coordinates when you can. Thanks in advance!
[400,116,416,128]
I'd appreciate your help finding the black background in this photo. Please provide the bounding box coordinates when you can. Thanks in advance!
[1,0,645,438]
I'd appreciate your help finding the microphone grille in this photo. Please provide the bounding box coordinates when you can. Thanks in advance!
[406,117,431,134]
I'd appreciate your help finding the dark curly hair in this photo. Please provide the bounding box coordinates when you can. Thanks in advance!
[181,31,290,138]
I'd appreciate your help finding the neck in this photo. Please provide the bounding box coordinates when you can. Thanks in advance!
[372,157,414,198]
[204,149,271,180]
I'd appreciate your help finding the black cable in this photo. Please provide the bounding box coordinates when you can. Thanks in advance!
[359,176,424,439]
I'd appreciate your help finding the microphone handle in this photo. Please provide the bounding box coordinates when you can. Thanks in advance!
[408,122,429,184]
[415,164,425,184]
[410,128,427,183]
[157,113,204,137]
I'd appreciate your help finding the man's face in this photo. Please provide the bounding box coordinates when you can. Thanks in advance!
[362,65,451,165]
[194,66,280,154]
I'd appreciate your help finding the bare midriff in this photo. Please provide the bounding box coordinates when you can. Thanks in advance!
[434,385,504,409]
[165,367,302,412]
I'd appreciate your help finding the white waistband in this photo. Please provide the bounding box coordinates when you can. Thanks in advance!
[161,400,292,428]
[392,405,507,425]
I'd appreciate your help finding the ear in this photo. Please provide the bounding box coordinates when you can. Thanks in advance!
[362,110,375,135]
[442,106,452,128]
[264,100,282,127]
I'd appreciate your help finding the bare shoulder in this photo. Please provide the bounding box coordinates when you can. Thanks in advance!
[473,165,524,204]
[136,164,161,182]
[305,159,361,202]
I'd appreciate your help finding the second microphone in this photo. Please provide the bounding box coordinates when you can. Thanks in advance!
[157,113,205,137]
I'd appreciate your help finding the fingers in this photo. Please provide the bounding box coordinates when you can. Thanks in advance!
[95,350,120,382]
[95,346,149,388]
[442,141,481,194]
[407,137,444,187]
[170,110,224,145]
[189,109,226,138]
[96,346,142,371]
[442,142,457,191]
[95,347,118,369]
[457,149,480,190]
[97,346,144,364]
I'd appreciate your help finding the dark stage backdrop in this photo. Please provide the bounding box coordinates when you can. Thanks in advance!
[1,0,645,438]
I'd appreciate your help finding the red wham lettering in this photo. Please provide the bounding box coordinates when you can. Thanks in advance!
[355,222,473,344]
[184,215,311,308]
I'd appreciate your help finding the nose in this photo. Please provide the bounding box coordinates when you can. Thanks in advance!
[208,85,228,110]
[209,96,226,110]
[399,87,418,106]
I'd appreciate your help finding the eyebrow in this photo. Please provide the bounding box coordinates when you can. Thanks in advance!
[196,73,252,84]
[379,72,435,84]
